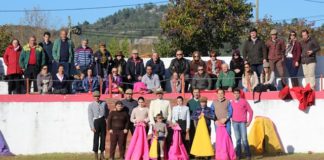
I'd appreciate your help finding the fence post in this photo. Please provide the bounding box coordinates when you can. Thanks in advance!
[321,74,323,91]
[108,74,112,98]
[26,78,30,94]
[181,74,185,98]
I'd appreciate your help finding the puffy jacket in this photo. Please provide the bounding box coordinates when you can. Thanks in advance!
[19,44,45,70]
[83,76,99,92]
[74,46,94,67]
[125,57,145,79]
[3,45,23,75]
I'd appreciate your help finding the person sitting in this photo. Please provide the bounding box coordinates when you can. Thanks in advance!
[83,68,99,93]
[72,71,85,94]
[259,62,277,91]
[125,49,145,89]
[216,64,235,91]
[105,67,123,94]
[191,65,212,90]
[168,72,182,93]
[141,65,161,93]
[230,49,244,89]
[146,52,165,89]
[242,63,259,92]
[52,64,69,94]
[169,50,190,92]
[206,50,222,89]
[37,65,53,94]
[189,51,206,77]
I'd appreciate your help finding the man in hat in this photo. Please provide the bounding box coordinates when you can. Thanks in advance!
[242,28,267,77]
[87,91,109,160]
[191,96,215,133]
[266,29,286,87]
[149,88,172,124]
[125,49,145,89]
[113,51,127,90]
[121,89,138,134]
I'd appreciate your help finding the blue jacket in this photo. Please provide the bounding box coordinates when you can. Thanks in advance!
[74,46,94,67]
[83,76,99,92]
[191,106,215,127]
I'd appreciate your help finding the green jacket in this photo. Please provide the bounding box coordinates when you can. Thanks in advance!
[52,38,74,63]
[187,98,200,114]
[216,71,235,88]
[19,44,45,69]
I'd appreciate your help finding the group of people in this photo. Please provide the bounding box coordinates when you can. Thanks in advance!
[88,88,253,160]
[3,28,320,95]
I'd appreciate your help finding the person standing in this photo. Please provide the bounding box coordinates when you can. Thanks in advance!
[169,50,190,92]
[285,31,302,87]
[186,89,201,148]
[3,39,23,94]
[107,101,130,160]
[19,36,45,93]
[39,32,54,74]
[52,29,74,76]
[212,89,233,135]
[74,39,94,74]
[242,28,267,77]
[148,88,172,125]
[191,96,215,133]
[130,97,150,125]
[266,29,286,87]
[94,42,112,78]
[300,29,320,89]
[146,52,165,89]
[88,91,109,160]
[231,89,253,160]
[125,49,145,89]
[121,89,138,134]
[172,96,190,147]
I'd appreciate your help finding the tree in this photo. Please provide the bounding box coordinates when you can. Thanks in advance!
[0,25,12,57]
[108,37,131,57]
[153,37,175,57]
[161,0,253,56]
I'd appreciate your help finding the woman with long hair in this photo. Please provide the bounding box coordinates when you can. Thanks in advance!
[230,49,244,89]
[242,63,259,92]
[286,30,302,87]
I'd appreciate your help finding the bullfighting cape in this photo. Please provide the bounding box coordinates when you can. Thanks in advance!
[168,125,189,160]
[215,123,236,160]
[190,116,214,156]
[0,130,14,156]
[125,122,149,160]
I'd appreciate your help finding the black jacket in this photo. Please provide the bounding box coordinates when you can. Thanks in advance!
[113,58,127,77]
[242,38,267,65]
[169,58,190,75]
[146,58,165,79]
[125,57,145,79]
[301,37,320,64]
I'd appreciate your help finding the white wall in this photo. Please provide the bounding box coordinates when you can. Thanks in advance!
[0,100,324,155]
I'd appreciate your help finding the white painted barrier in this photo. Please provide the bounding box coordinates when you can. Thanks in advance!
[0,99,323,154]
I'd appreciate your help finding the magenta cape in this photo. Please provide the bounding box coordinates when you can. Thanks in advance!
[215,123,236,160]
[125,122,149,160]
[168,125,189,160]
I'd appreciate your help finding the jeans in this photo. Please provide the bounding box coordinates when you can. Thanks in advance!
[233,122,251,158]
[250,64,263,78]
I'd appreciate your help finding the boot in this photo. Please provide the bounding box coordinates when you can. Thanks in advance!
[100,152,105,160]
[94,153,99,160]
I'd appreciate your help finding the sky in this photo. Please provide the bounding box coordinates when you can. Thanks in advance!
[0,0,323,28]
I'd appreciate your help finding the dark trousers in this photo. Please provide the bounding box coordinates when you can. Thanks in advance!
[110,130,127,159]
[24,65,39,93]
[251,64,263,78]
[189,120,196,149]
[7,74,22,94]
[93,117,106,153]
[270,59,286,85]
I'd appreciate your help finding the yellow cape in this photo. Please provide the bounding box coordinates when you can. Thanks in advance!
[190,116,214,156]
[248,117,284,155]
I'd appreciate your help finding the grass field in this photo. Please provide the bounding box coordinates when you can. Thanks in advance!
[1,153,324,160]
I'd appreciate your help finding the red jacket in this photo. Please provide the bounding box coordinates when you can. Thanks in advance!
[3,45,23,75]
[266,38,286,61]
[291,41,302,66]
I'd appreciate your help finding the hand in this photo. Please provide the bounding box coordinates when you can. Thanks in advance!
[246,122,251,127]
[307,50,313,56]
[22,69,25,72]
[127,75,132,80]
[295,61,299,67]
[91,128,96,132]
[228,87,232,92]
[234,69,240,73]
[109,130,113,134]
[220,118,227,124]
[123,129,128,134]
[263,59,267,64]
[76,65,80,70]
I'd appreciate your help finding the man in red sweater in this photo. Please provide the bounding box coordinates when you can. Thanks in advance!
[231,88,253,160]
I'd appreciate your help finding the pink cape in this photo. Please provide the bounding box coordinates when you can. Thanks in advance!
[125,122,149,160]
[168,125,189,160]
[215,123,236,160]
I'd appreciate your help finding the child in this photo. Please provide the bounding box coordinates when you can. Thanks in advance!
[191,97,215,133]
[152,114,168,159]
[107,101,130,160]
